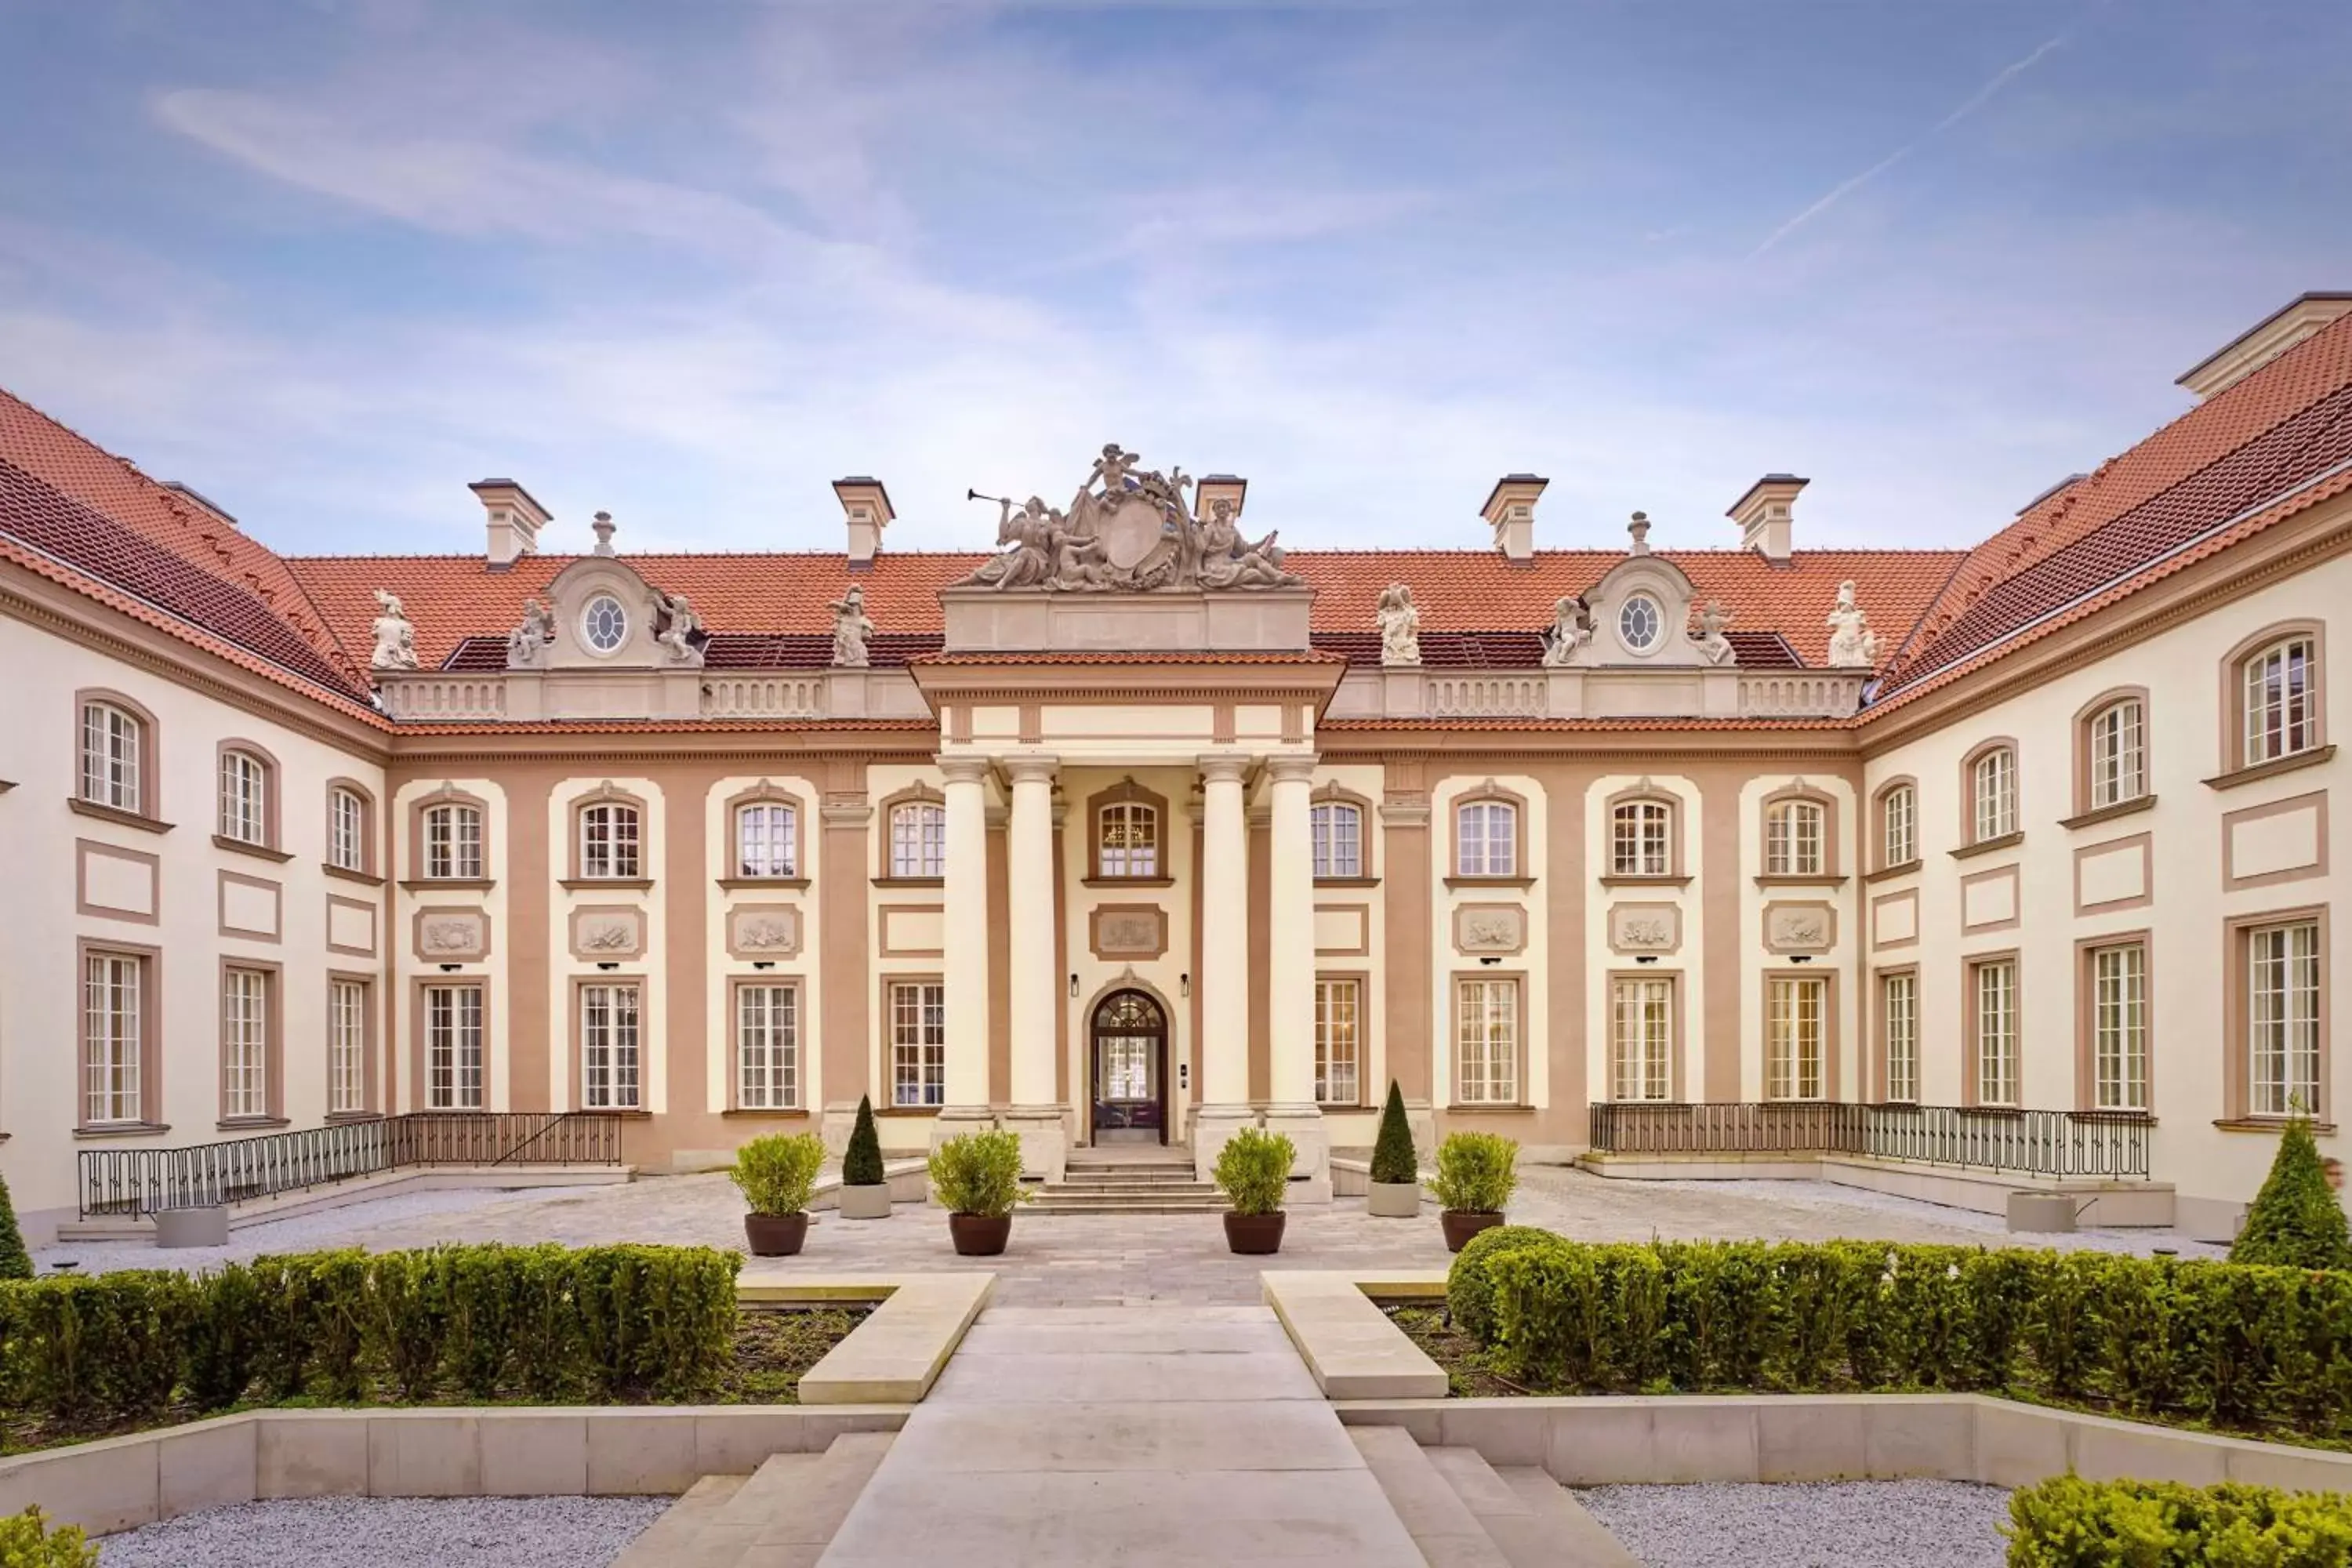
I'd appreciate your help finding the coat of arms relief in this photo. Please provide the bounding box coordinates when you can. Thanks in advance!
[961,445,1302,593]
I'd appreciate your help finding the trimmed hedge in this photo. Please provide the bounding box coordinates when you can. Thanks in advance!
[2006,1476,2352,1566]
[1446,1233,2352,1444]
[2234,1116,2352,1272]
[0,1243,739,1430]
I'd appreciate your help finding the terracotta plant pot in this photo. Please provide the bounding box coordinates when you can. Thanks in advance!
[1441,1209,1503,1253]
[837,1184,894,1221]
[744,1211,808,1257]
[1223,1211,1287,1255]
[1366,1181,1422,1219]
[949,1212,1013,1256]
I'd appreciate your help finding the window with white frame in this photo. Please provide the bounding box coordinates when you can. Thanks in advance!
[223,966,270,1119]
[1973,960,2019,1106]
[1457,799,1519,877]
[735,800,797,879]
[1610,975,1673,1102]
[1971,747,2018,842]
[219,750,268,844]
[78,700,142,812]
[423,801,485,880]
[1314,977,1361,1105]
[1098,800,1160,878]
[1766,975,1825,1100]
[328,978,368,1116]
[329,787,367,872]
[579,801,641,880]
[580,982,641,1110]
[425,984,484,1110]
[1765,798,1825,877]
[1610,800,1671,877]
[889,801,946,878]
[1312,801,1363,879]
[736,983,799,1110]
[1881,784,1918,868]
[1882,971,1918,1103]
[1454,976,1519,1103]
[2250,920,2321,1117]
[890,981,946,1108]
[82,950,143,1124]
[2092,943,2148,1112]
[2087,699,2146,810]
[2243,636,2318,767]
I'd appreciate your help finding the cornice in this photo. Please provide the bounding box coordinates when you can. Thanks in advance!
[385,732,944,765]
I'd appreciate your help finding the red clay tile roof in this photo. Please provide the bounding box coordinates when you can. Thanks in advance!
[909,647,1349,666]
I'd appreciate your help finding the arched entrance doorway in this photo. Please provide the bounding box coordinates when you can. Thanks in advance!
[1090,989,1168,1145]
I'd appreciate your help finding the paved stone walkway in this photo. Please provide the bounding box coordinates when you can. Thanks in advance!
[817,1304,1424,1566]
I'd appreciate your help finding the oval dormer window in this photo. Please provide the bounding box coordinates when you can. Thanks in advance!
[1618,593,1662,652]
[582,594,629,654]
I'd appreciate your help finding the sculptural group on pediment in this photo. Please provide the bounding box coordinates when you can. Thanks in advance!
[1825,580,1881,669]
[960,444,1302,593]
[371,590,419,671]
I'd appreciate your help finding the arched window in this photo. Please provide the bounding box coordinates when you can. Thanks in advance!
[2242,635,2318,766]
[78,699,143,812]
[1457,798,1519,877]
[735,800,797,879]
[328,786,368,872]
[2086,698,2146,809]
[1311,800,1363,879]
[889,800,946,878]
[1610,800,1672,877]
[1970,747,2018,843]
[422,800,485,880]
[219,748,270,844]
[1098,800,1159,878]
[579,800,642,879]
[1764,798,1824,877]
[1879,783,1917,868]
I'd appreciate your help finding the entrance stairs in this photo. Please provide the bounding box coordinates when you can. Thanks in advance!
[1351,1426,1641,1567]
[611,1431,895,1567]
[1027,1148,1227,1214]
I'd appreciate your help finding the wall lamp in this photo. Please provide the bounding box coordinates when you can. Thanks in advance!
[1790,954,1814,965]
[1635,954,1660,966]
[1179,973,1191,998]
[1069,973,1080,997]
[752,960,775,971]
[1478,955,1502,967]
[437,963,462,974]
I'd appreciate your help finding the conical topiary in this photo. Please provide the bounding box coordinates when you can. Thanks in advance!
[1371,1081,1418,1185]
[2231,1114,2352,1270]
[844,1094,886,1187]
[0,1170,32,1280]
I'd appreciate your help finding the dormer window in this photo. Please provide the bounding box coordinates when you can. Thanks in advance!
[1617,594,1662,652]
[580,594,629,655]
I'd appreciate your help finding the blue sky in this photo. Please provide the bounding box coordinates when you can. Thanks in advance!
[2,1,2348,559]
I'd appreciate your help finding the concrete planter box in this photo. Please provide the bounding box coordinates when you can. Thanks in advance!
[154,1206,230,1249]
[2007,1192,2078,1232]
[1367,1181,1422,1218]
[838,1185,893,1221]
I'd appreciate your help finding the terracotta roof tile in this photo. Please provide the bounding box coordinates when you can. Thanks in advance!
[909,647,1349,666]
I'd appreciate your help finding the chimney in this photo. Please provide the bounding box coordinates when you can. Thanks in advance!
[470,479,552,570]
[1480,474,1548,562]
[1196,474,1247,521]
[833,477,895,568]
[1728,474,1807,564]
[2177,292,2352,400]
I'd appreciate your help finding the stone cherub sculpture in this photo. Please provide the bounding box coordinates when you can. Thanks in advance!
[1541,594,1593,667]
[1195,496,1299,590]
[1692,600,1737,666]
[1376,583,1421,666]
[829,583,875,668]
[506,595,555,669]
[370,589,419,671]
[654,590,705,666]
[1825,579,1881,668]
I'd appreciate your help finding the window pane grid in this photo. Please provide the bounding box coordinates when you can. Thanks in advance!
[580,804,641,880]
[2251,922,2321,1116]
[426,985,484,1110]
[1457,801,1518,877]
[1314,978,1360,1104]
[891,804,946,878]
[2092,945,2147,1111]
[2089,702,2146,809]
[1974,961,2019,1106]
[424,804,484,880]
[1455,978,1519,1104]
[735,803,797,878]
[891,982,946,1107]
[220,751,266,844]
[1611,977,1673,1102]
[1611,801,1671,877]
[80,702,140,811]
[1882,973,1918,1103]
[329,979,366,1115]
[1099,802,1159,878]
[1766,800,1824,877]
[1882,786,1916,867]
[223,967,269,1118]
[1766,976,1824,1101]
[1973,750,2017,842]
[329,789,365,871]
[1311,804,1363,879]
[83,953,142,1123]
[2245,638,2316,767]
[581,983,641,1109]
[737,985,799,1109]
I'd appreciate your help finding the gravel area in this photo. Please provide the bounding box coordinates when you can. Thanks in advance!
[1577,1479,2012,1568]
[98,1497,671,1567]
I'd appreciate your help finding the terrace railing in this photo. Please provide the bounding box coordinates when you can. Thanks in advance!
[78,1110,626,1220]
[1585,1101,2150,1181]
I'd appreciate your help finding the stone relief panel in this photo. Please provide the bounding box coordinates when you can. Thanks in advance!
[1608,902,1681,956]
[413,907,492,962]
[727,904,803,960]
[1763,901,1837,954]
[1089,904,1169,960]
[1454,903,1526,956]
[570,906,646,961]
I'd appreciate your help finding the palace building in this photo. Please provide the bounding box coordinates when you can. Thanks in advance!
[4,291,2350,1244]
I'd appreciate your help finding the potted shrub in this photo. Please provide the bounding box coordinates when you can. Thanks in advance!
[1367,1081,1421,1218]
[730,1131,826,1257]
[930,1127,1028,1256]
[1432,1130,1518,1252]
[1215,1127,1296,1254]
[838,1095,892,1220]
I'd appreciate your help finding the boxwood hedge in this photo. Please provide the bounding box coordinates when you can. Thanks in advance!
[2006,1476,2352,1566]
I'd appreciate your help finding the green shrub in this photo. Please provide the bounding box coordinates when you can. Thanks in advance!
[1370,1083,1418,1186]
[1446,1225,1571,1341]
[1214,1128,1296,1217]
[730,1132,826,1217]
[0,1173,31,1282]
[2005,1475,2352,1566]
[505,1243,585,1402]
[0,1508,98,1567]
[572,1243,740,1400]
[183,1261,261,1410]
[1431,1131,1518,1214]
[4,1272,187,1421]
[2232,1116,2352,1272]
[302,1249,372,1401]
[843,1095,886,1188]
[366,1247,453,1401]
[928,1128,1029,1218]
[445,1245,525,1401]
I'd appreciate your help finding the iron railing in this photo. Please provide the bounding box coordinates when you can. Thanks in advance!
[1585,1102,2149,1180]
[78,1111,625,1220]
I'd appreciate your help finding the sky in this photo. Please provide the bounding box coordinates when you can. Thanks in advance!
[2,0,2348,561]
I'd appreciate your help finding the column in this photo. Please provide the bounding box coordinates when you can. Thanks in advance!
[935,755,995,1141]
[1192,753,1254,1180]
[1001,754,1066,1180]
[1264,753,1332,1200]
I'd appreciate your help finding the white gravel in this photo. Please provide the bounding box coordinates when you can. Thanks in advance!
[97,1497,671,1566]
[36,1185,593,1275]
[1577,1479,2012,1568]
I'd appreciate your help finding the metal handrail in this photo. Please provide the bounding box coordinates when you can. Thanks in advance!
[1585,1101,2150,1180]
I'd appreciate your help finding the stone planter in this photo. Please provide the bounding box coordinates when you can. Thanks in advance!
[154,1205,230,1249]
[1223,1211,1287,1255]
[1366,1181,1421,1218]
[838,1183,894,1221]
[1440,1209,1504,1253]
[949,1213,1012,1256]
[743,1211,809,1257]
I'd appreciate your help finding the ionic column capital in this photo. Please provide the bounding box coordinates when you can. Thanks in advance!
[1196,753,1251,785]
[1265,753,1319,784]
[937,755,993,786]
[1004,753,1062,785]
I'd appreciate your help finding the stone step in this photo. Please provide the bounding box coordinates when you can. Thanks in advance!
[1349,1427,1514,1568]
[1025,1198,1230,1214]
[1042,1180,1220,1196]
[1425,1447,1641,1567]
[1058,1166,1202,1181]
[641,1432,897,1568]
[610,1474,745,1568]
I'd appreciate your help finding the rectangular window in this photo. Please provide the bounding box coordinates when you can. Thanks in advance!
[1612,802,1671,877]
[1454,977,1519,1104]
[1312,803,1363,879]
[82,951,143,1124]
[425,984,485,1110]
[1314,978,1361,1105]
[1882,785,1917,868]
[223,966,270,1119]
[2089,701,2146,809]
[220,751,267,844]
[1098,802,1159,878]
[580,982,641,1110]
[736,984,800,1110]
[329,789,366,872]
[2244,638,2317,766]
[891,803,946,878]
[580,804,641,880]
[2092,944,2148,1111]
[1973,960,2019,1106]
[1610,975,1673,1102]
[735,803,797,878]
[1973,750,2017,842]
[79,702,140,811]
[1766,975,1825,1101]
[1881,971,1918,1103]
[1766,801,1824,877]
[891,980,947,1108]
[328,978,368,1116]
[1457,800,1517,877]
[2250,921,2322,1116]
[423,804,484,880]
